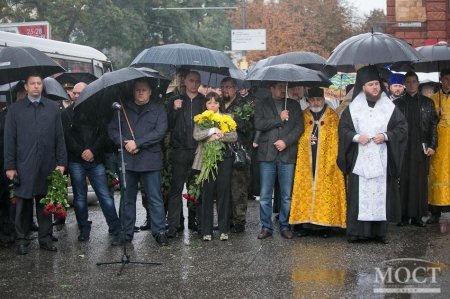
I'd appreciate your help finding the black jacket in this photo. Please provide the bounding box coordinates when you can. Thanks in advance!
[166,93,205,149]
[395,93,438,150]
[224,95,254,146]
[108,99,167,172]
[61,103,107,164]
[254,96,304,164]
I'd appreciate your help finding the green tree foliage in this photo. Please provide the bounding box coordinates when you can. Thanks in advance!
[0,0,361,68]
[0,0,238,67]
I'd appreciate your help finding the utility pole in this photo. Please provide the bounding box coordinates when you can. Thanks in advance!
[241,0,247,57]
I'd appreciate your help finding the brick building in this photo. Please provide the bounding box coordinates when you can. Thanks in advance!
[386,0,450,46]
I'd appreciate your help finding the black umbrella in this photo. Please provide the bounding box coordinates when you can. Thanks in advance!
[74,67,170,123]
[246,56,275,78]
[130,43,244,79]
[246,63,332,87]
[391,42,450,72]
[55,72,98,85]
[267,51,336,77]
[326,32,423,73]
[0,47,65,85]
[43,77,70,101]
[246,63,331,110]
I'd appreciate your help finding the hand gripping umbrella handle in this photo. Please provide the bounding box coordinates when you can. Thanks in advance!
[119,97,136,140]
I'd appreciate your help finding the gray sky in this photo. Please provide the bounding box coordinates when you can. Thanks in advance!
[348,0,386,15]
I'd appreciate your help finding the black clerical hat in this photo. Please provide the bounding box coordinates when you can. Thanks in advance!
[308,87,324,98]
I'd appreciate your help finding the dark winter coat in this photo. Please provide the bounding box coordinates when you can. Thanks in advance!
[61,103,107,164]
[395,93,438,150]
[166,93,205,150]
[108,99,167,172]
[254,95,304,164]
[3,97,67,198]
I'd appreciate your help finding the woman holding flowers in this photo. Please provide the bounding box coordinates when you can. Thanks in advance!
[192,92,237,241]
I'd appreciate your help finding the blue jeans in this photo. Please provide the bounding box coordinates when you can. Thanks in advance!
[123,170,165,239]
[69,162,121,234]
[259,161,295,232]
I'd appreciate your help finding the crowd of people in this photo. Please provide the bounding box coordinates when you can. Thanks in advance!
[0,64,449,255]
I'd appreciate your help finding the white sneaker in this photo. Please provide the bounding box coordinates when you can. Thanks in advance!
[203,235,212,241]
[220,233,228,241]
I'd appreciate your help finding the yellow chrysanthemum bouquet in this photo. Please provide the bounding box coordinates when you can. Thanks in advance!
[193,110,237,186]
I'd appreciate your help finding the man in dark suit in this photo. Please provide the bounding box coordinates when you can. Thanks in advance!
[254,81,304,240]
[4,74,67,255]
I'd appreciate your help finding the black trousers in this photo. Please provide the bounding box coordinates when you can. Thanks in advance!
[200,156,233,236]
[15,196,52,246]
[167,148,196,230]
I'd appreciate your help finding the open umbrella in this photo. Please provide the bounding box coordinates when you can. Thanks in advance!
[391,42,450,72]
[197,70,250,89]
[130,43,244,80]
[55,72,98,85]
[0,47,65,85]
[246,63,332,110]
[43,77,70,101]
[267,51,336,77]
[74,67,170,123]
[246,64,331,87]
[326,32,423,73]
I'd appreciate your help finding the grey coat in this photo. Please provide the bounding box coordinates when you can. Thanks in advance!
[254,96,304,164]
[4,97,67,198]
[192,120,237,171]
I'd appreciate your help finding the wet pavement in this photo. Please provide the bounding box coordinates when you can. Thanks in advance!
[0,194,449,299]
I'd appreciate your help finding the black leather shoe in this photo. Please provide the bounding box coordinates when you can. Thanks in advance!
[155,232,169,246]
[281,229,294,239]
[427,216,440,224]
[40,243,57,251]
[111,233,124,246]
[374,236,390,244]
[16,244,28,255]
[30,222,39,232]
[321,231,330,238]
[166,228,177,238]
[78,231,90,242]
[231,224,245,233]
[411,218,426,227]
[257,230,272,239]
[52,235,59,242]
[133,226,140,232]
[52,217,66,226]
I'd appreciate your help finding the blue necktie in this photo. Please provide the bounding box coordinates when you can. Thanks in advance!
[32,101,39,108]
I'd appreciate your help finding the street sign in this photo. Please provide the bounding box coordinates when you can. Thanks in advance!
[231,29,266,51]
[0,21,51,39]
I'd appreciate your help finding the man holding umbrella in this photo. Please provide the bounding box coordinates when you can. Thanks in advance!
[108,79,168,245]
[337,66,408,244]
[254,81,303,239]
[62,82,123,244]
[4,74,67,254]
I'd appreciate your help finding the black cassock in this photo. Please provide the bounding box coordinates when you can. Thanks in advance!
[337,101,408,239]
[395,93,438,219]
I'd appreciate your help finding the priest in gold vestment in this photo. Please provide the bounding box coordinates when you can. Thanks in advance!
[428,69,450,223]
[289,87,346,237]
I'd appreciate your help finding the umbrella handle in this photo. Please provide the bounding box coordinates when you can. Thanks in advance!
[119,97,136,140]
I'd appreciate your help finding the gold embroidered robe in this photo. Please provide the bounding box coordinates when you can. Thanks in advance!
[429,91,450,206]
[289,106,346,227]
